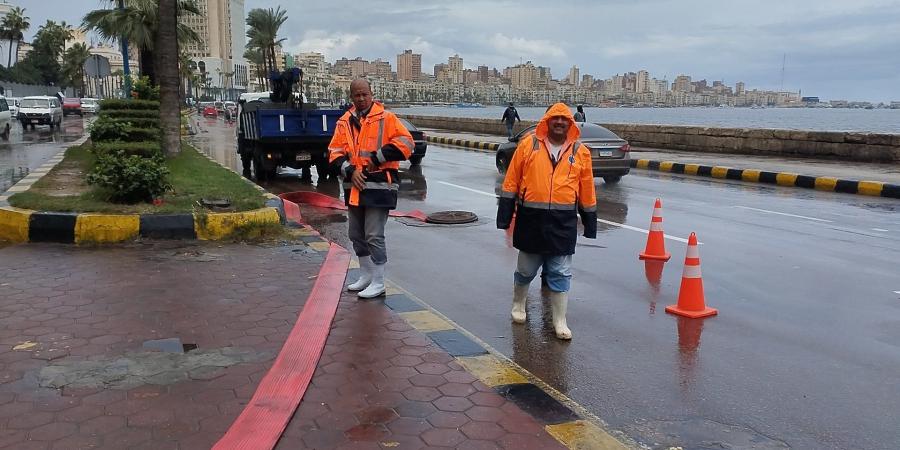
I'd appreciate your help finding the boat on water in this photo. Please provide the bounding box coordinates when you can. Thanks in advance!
[453,102,485,108]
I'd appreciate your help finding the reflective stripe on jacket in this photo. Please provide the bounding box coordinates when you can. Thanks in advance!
[497,103,597,255]
[328,102,414,209]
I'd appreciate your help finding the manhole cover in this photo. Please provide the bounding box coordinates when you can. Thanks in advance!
[426,210,478,224]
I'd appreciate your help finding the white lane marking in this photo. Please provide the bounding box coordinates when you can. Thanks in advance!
[733,205,833,223]
[873,228,889,232]
[438,181,499,198]
[894,291,900,295]
[438,181,691,244]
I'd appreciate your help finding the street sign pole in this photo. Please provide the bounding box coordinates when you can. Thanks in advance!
[118,0,132,98]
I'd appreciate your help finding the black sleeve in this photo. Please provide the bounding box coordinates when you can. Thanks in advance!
[497,197,516,229]
[579,207,597,238]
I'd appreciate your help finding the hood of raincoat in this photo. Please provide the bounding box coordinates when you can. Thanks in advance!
[534,102,580,144]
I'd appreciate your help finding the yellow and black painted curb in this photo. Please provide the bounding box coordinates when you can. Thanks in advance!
[631,159,900,199]
[367,278,637,450]
[426,135,500,153]
[0,141,285,244]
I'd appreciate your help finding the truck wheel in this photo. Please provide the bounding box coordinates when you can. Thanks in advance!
[253,153,268,182]
[603,175,622,184]
[409,155,423,166]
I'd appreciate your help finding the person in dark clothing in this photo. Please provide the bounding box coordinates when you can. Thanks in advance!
[501,102,521,139]
[573,105,586,122]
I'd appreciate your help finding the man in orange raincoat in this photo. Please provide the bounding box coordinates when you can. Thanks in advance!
[329,79,414,298]
[496,103,597,339]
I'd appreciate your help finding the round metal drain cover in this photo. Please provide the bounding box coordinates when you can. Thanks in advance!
[426,210,478,224]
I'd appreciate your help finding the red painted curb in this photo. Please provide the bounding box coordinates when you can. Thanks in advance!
[213,243,350,450]
[280,191,428,222]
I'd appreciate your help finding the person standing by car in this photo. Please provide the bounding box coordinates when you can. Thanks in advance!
[573,105,586,122]
[329,78,414,298]
[501,102,521,139]
[496,102,597,340]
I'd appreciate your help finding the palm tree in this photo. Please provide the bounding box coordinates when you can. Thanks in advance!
[156,0,180,156]
[82,0,199,84]
[61,43,91,95]
[243,47,265,90]
[245,7,287,82]
[0,6,29,68]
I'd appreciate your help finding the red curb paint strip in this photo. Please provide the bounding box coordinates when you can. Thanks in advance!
[213,243,350,450]
[281,197,303,224]
[280,191,428,222]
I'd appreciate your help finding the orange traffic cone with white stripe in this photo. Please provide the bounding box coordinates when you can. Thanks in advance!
[666,232,717,318]
[639,198,671,261]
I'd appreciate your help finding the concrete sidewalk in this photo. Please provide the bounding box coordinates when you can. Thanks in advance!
[422,128,900,184]
[0,237,600,449]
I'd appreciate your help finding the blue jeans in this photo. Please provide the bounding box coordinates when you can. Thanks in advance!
[505,122,515,138]
[514,251,573,293]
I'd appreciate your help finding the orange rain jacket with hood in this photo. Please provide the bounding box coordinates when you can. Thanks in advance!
[496,103,597,255]
[328,102,414,209]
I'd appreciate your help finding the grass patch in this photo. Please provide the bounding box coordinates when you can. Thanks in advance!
[9,143,268,214]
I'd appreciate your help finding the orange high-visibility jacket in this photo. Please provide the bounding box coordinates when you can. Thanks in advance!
[328,102,414,209]
[497,103,597,255]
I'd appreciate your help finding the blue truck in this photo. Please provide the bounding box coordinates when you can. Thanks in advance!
[236,69,344,181]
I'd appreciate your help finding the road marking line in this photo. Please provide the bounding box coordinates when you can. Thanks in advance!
[894,291,900,295]
[438,181,691,243]
[873,228,889,232]
[733,205,833,223]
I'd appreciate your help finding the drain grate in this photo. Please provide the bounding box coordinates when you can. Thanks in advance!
[425,210,478,224]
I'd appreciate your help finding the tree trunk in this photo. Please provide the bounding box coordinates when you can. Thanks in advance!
[156,0,181,157]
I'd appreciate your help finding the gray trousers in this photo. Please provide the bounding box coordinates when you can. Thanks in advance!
[348,205,390,265]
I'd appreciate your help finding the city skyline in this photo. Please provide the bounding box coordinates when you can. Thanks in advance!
[21,0,900,103]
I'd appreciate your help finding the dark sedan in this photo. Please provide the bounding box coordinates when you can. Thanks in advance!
[495,122,631,183]
[398,117,426,165]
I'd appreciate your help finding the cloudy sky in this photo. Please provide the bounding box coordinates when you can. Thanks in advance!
[25,0,900,102]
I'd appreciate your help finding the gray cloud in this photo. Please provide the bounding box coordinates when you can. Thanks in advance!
[25,0,900,101]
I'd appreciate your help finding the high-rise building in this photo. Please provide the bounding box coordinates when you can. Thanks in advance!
[397,49,421,81]
[180,0,247,95]
[507,61,536,89]
[582,74,594,89]
[433,63,448,79]
[448,54,464,84]
[477,65,489,83]
[636,70,649,93]
[736,81,745,96]
[673,75,692,92]
[567,66,580,86]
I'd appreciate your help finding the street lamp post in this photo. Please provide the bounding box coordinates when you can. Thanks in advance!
[118,0,132,98]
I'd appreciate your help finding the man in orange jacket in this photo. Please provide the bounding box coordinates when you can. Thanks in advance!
[329,79,414,298]
[496,102,597,339]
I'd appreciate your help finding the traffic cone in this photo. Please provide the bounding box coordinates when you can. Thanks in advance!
[639,198,671,261]
[665,232,717,319]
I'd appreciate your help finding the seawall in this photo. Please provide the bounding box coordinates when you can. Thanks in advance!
[399,115,900,163]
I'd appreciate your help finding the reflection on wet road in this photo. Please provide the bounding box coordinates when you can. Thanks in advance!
[0,118,87,193]
[194,117,900,450]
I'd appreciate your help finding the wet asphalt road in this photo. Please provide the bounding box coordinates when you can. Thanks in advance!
[191,118,900,450]
[0,118,88,194]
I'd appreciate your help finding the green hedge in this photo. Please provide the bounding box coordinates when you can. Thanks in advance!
[98,99,160,110]
[124,127,161,143]
[105,117,160,129]
[93,141,162,158]
[99,109,160,119]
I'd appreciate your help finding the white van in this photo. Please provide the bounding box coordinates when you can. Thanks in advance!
[0,96,11,139]
[18,95,63,130]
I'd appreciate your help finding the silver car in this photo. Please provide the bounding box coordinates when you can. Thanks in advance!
[80,98,100,114]
[495,122,631,183]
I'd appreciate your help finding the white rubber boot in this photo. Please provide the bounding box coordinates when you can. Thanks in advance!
[358,263,385,298]
[511,283,529,324]
[347,256,374,291]
[549,291,572,340]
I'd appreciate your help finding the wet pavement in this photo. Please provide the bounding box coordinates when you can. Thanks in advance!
[0,118,89,194]
[193,118,900,449]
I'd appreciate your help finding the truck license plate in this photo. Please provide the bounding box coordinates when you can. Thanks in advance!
[31,119,39,124]
[598,150,613,157]
[295,153,311,161]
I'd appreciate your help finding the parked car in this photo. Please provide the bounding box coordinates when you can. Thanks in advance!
[495,122,631,183]
[0,96,12,139]
[203,105,218,118]
[7,97,20,117]
[80,98,100,114]
[17,96,63,130]
[62,97,83,116]
[397,117,426,165]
